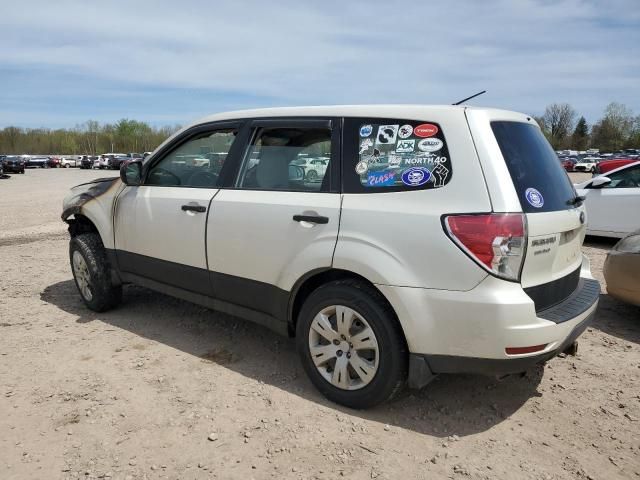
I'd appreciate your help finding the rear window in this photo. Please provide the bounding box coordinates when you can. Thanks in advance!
[343,117,452,193]
[491,121,576,213]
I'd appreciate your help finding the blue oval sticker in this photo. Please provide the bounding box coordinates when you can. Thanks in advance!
[401,167,431,187]
[525,187,544,208]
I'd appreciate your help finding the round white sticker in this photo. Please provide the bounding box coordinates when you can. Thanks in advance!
[355,161,369,175]
[398,124,414,139]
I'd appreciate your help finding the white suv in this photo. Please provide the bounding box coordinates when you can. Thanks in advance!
[61,106,600,408]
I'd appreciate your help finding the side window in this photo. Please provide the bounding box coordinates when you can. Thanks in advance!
[603,165,640,188]
[146,128,238,187]
[342,118,452,193]
[236,127,331,192]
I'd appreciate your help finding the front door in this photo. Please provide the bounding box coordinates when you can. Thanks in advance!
[114,124,242,294]
[207,119,341,320]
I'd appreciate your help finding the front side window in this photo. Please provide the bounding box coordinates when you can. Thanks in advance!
[343,118,452,193]
[146,129,238,188]
[236,127,331,192]
[602,164,640,188]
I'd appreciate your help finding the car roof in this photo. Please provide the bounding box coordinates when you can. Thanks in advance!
[193,105,527,124]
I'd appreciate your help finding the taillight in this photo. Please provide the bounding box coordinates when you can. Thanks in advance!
[444,213,526,281]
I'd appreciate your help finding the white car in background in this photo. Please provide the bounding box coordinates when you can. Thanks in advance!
[575,161,640,238]
[60,156,80,168]
[573,157,599,173]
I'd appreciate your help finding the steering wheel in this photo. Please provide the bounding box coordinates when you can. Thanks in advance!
[147,167,181,186]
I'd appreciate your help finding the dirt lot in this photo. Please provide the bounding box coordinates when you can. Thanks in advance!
[0,169,638,480]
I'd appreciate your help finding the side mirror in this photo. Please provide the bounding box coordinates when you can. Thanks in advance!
[121,160,142,186]
[590,176,611,189]
[289,164,305,182]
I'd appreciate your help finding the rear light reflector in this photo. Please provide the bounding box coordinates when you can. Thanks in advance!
[505,344,547,355]
[444,213,526,281]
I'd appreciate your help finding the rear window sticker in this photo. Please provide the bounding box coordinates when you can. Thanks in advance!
[398,124,413,139]
[414,124,439,138]
[355,161,369,175]
[432,163,450,187]
[417,138,443,152]
[396,139,415,153]
[368,171,396,187]
[357,121,451,189]
[359,138,374,154]
[376,125,399,145]
[401,167,431,186]
[525,187,544,208]
[388,155,402,167]
[360,124,373,137]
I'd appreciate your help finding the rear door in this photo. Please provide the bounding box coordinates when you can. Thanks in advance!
[581,163,640,236]
[207,118,341,319]
[467,111,586,309]
[114,123,242,295]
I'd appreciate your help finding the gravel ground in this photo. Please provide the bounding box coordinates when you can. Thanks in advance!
[0,169,638,480]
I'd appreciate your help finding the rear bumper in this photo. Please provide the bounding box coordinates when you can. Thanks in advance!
[377,255,599,378]
[414,308,595,377]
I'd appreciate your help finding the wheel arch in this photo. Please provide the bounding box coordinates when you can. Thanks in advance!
[287,268,407,344]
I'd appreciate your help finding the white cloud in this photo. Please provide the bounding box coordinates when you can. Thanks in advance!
[0,0,638,125]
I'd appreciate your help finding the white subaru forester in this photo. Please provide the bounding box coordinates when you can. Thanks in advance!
[62,105,600,409]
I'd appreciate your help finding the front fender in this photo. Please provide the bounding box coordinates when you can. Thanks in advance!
[61,177,123,249]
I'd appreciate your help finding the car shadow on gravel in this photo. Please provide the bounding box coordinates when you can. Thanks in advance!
[593,294,640,345]
[42,279,547,438]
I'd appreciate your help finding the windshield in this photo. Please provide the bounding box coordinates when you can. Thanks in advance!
[491,121,577,213]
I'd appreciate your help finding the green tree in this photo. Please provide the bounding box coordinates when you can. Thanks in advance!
[591,102,634,151]
[572,116,589,150]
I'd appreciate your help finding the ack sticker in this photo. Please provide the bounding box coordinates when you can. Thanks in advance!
[360,124,373,137]
[417,138,443,153]
[414,123,439,138]
[525,188,544,208]
[396,139,415,153]
[401,167,431,187]
[367,171,396,187]
[398,124,413,139]
[376,125,399,145]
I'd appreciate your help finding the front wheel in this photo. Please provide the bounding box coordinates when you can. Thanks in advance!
[69,233,122,312]
[296,280,408,409]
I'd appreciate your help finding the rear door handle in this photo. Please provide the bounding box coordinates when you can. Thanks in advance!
[293,214,329,224]
[181,204,207,213]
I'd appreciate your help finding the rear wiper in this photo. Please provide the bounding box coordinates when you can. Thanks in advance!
[567,195,585,206]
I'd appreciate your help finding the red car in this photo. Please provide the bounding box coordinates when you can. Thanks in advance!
[595,158,636,175]
[561,158,576,172]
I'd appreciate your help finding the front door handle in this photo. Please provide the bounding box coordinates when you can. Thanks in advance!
[293,214,329,224]
[181,204,207,213]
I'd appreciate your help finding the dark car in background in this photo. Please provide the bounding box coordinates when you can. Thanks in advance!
[80,155,98,169]
[2,156,26,174]
[46,156,61,168]
[110,155,130,170]
[25,156,49,168]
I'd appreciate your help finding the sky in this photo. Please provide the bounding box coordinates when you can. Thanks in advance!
[1,0,639,128]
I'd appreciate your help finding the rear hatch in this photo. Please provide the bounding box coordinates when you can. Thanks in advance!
[468,111,586,311]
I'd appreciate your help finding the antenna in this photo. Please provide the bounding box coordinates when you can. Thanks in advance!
[452,90,486,105]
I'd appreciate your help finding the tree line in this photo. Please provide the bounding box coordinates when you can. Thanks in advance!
[535,102,640,151]
[0,119,181,156]
[1,102,639,155]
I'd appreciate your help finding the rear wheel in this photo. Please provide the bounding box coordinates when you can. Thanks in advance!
[69,233,122,312]
[296,280,408,409]
[306,170,318,182]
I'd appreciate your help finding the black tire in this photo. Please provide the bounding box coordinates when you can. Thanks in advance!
[296,279,408,409]
[69,233,122,312]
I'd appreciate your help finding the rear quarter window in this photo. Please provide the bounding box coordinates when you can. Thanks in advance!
[342,118,452,193]
[491,121,577,213]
